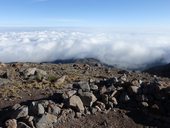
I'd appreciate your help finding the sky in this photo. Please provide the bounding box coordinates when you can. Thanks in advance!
[0,0,170,28]
[0,0,170,69]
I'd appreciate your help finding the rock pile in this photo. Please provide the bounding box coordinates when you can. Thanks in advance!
[1,72,170,128]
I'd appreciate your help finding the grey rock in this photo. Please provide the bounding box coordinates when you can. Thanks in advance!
[55,75,66,86]
[48,104,61,115]
[119,92,130,103]
[22,68,47,80]
[119,74,127,82]
[35,113,57,128]
[74,81,90,92]
[57,109,75,124]
[95,101,106,111]
[90,84,98,91]
[5,119,17,128]
[25,115,34,122]
[12,105,28,119]
[36,69,47,80]
[17,122,31,128]
[141,102,149,107]
[75,112,82,118]
[131,79,140,86]
[0,62,6,68]
[69,95,84,112]
[108,101,114,108]
[107,85,116,93]
[12,104,21,110]
[63,84,73,89]
[101,94,109,104]
[62,90,77,100]
[79,91,97,107]
[84,107,91,115]
[0,71,8,79]
[99,86,107,94]
[38,100,52,108]
[109,97,118,105]
[24,68,37,78]
[37,103,45,115]
[110,90,118,97]
[0,78,10,86]
[128,85,139,94]
[90,107,98,114]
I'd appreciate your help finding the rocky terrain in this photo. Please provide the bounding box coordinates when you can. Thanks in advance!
[0,59,170,128]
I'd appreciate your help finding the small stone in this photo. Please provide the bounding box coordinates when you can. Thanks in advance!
[84,107,91,115]
[90,107,98,115]
[55,75,66,85]
[101,94,109,104]
[119,92,130,103]
[75,112,82,118]
[95,106,102,112]
[37,103,45,115]
[5,119,17,128]
[90,84,98,91]
[100,86,107,94]
[107,85,116,93]
[27,116,34,122]
[62,90,77,100]
[12,104,21,110]
[151,104,159,110]
[48,103,61,115]
[108,101,114,108]
[131,79,140,86]
[119,74,127,82]
[110,90,118,97]
[141,102,149,107]
[109,97,118,105]
[64,84,73,89]
[129,86,139,94]
[95,101,106,111]
[17,122,31,128]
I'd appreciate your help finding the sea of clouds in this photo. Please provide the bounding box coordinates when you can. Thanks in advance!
[0,28,170,69]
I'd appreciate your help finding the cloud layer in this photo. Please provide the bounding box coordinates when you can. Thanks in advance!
[0,29,170,69]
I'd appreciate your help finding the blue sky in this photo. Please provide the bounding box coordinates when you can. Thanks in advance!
[0,0,170,28]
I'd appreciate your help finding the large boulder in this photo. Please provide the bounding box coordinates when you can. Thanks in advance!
[68,95,84,112]
[78,90,97,107]
[22,68,47,81]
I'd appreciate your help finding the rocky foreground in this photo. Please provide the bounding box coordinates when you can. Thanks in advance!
[0,60,170,128]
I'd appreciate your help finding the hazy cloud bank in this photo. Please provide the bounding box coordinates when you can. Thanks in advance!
[0,29,170,69]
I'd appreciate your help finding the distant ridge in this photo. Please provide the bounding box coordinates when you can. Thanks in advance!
[45,58,113,67]
[144,63,170,78]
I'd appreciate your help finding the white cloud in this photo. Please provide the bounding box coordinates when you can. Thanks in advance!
[0,29,170,69]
